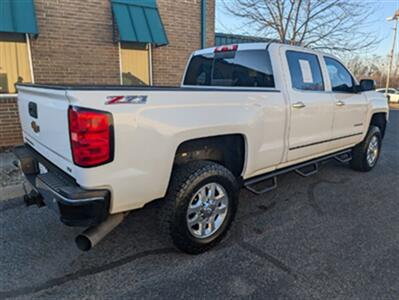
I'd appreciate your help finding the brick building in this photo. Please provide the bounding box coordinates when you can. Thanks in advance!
[0,0,215,149]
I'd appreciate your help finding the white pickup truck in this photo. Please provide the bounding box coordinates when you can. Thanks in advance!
[15,43,388,254]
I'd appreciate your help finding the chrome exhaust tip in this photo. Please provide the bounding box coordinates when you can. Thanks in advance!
[75,212,127,251]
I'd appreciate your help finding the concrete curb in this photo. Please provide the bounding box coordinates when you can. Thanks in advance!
[0,184,25,202]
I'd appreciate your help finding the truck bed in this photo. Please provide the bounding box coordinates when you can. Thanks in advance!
[17,83,280,92]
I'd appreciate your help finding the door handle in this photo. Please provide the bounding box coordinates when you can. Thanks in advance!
[336,100,345,107]
[292,101,306,109]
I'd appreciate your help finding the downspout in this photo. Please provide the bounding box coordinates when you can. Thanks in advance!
[201,0,206,48]
[26,34,35,83]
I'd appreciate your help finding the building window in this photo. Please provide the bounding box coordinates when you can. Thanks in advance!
[0,33,33,94]
[120,43,150,86]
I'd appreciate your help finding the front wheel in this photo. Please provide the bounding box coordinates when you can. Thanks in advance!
[350,126,382,172]
[162,161,239,254]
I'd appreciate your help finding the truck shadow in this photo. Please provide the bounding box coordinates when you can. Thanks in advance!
[0,161,351,298]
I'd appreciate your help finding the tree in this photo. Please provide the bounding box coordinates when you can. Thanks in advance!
[345,55,399,88]
[222,0,380,53]
[346,55,383,78]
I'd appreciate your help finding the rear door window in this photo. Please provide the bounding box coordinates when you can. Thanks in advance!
[286,51,324,91]
[212,50,275,87]
[183,49,275,88]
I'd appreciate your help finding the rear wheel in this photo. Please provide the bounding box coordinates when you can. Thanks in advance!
[350,126,382,172]
[161,161,239,254]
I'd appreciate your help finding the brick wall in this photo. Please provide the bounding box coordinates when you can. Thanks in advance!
[0,0,215,148]
[31,0,120,85]
[152,0,215,85]
[0,97,22,150]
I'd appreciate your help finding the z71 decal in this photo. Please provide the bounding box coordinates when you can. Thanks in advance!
[105,95,147,105]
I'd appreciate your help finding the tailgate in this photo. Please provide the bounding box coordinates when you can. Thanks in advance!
[17,85,72,164]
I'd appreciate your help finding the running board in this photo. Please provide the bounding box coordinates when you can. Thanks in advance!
[244,149,352,195]
[245,176,277,195]
[334,151,352,163]
[295,163,319,177]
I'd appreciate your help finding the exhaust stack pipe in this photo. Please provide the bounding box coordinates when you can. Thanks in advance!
[75,213,127,251]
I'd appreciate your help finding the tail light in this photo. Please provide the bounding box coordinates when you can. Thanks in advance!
[68,106,114,167]
[214,44,238,53]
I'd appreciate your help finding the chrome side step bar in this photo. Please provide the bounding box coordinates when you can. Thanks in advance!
[244,149,352,195]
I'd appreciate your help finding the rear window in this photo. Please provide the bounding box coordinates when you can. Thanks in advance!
[183,49,275,88]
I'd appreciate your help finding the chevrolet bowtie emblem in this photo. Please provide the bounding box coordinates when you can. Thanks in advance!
[31,121,40,133]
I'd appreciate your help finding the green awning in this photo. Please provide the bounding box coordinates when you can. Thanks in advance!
[111,0,168,45]
[0,0,38,34]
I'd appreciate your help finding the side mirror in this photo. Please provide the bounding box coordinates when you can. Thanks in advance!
[359,79,376,92]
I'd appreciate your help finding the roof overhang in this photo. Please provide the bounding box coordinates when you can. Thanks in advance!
[0,0,38,35]
[111,0,168,46]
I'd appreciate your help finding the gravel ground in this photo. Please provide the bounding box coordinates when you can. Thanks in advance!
[0,109,398,299]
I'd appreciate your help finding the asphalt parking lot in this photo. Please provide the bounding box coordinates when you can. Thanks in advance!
[1,109,398,299]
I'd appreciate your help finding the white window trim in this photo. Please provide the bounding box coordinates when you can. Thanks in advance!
[0,33,34,99]
[118,42,153,86]
[118,41,123,85]
[0,94,18,98]
[148,44,153,85]
[26,33,35,84]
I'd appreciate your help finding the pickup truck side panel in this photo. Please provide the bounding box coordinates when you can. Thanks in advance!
[63,89,287,213]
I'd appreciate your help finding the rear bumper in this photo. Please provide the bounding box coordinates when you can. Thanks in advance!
[13,145,110,227]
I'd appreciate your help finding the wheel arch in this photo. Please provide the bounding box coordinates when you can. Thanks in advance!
[173,134,247,178]
[369,112,387,138]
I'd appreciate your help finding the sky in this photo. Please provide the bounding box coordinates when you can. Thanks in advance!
[216,0,399,58]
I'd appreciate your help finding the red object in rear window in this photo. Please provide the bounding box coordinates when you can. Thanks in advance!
[214,44,238,53]
[68,107,114,167]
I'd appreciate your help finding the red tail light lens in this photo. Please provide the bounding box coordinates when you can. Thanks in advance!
[68,107,114,167]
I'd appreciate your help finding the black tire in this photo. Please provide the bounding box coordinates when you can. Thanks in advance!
[160,160,239,254]
[350,126,382,172]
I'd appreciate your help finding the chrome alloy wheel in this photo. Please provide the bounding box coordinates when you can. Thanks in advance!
[367,135,379,167]
[186,182,229,239]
